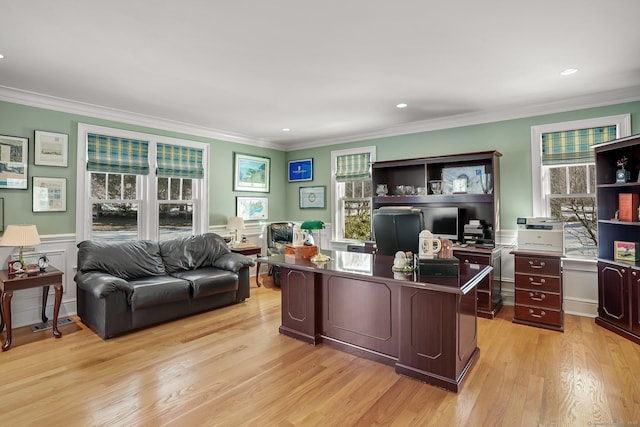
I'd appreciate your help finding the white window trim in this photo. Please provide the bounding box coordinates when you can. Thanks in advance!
[331,146,376,242]
[530,114,631,217]
[76,123,209,241]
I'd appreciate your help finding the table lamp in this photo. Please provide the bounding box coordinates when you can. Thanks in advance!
[0,224,42,271]
[301,220,330,262]
[227,216,245,247]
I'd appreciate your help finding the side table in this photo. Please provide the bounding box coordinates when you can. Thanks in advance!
[230,246,263,287]
[0,267,64,351]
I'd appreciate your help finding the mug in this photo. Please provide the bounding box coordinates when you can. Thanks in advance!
[419,230,442,258]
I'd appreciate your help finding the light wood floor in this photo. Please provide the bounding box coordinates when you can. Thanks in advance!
[1,276,639,427]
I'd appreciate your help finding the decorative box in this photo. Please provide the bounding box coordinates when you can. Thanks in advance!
[284,244,318,259]
[614,241,640,262]
[618,193,639,222]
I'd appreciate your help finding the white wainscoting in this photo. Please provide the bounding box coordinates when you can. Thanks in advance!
[1,225,598,330]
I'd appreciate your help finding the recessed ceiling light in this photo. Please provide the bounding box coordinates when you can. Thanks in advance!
[396,103,408,108]
[560,68,579,76]
[282,128,291,132]
[0,54,4,59]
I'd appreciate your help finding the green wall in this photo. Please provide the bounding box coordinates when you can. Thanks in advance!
[2,99,640,237]
[0,101,287,234]
[287,101,640,230]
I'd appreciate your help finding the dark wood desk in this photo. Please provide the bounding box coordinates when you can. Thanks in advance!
[230,245,262,287]
[0,267,64,351]
[260,251,491,392]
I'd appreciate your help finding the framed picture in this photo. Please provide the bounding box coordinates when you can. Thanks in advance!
[236,196,269,220]
[288,158,313,182]
[233,153,270,192]
[33,177,67,212]
[299,186,326,209]
[0,135,28,189]
[34,130,69,167]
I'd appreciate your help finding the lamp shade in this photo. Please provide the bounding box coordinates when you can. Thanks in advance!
[227,216,245,231]
[0,224,41,247]
[301,220,324,230]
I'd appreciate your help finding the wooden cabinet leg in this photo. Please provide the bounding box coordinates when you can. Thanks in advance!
[52,284,63,338]
[2,291,13,351]
[41,285,50,323]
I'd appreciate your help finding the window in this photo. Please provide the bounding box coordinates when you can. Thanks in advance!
[331,147,376,242]
[531,115,631,257]
[77,124,209,242]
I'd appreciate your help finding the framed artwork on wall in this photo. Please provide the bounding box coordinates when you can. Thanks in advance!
[288,158,313,182]
[34,130,69,167]
[33,177,67,212]
[299,186,326,209]
[0,134,28,189]
[233,153,270,192]
[236,196,269,220]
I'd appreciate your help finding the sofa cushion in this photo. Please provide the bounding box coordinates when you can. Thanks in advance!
[129,275,191,310]
[170,267,238,298]
[159,233,231,273]
[77,240,166,280]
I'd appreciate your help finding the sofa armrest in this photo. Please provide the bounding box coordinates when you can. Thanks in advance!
[212,252,255,273]
[74,271,134,300]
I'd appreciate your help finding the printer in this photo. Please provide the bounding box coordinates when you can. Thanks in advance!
[516,217,564,253]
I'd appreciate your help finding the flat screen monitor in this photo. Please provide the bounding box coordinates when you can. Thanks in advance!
[422,206,460,242]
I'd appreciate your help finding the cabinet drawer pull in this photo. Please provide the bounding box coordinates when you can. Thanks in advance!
[528,292,546,302]
[528,261,545,269]
[528,277,546,286]
[528,309,546,318]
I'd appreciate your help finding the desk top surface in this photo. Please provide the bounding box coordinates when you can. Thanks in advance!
[260,250,491,295]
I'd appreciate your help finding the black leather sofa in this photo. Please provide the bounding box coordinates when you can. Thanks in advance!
[75,233,254,339]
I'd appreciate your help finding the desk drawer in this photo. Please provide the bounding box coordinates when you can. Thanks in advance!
[515,289,561,310]
[514,256,561,276]
[514,304,562,327]
[455,253,490,266]
[515,273,561,293]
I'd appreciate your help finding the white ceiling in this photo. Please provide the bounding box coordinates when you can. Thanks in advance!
[2,1,640,151]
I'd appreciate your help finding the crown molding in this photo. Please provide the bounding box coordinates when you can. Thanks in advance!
[2,85,639,153]
[288,86,640,151]
[0,86,285,150]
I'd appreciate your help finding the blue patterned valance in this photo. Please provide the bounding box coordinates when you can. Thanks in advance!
[336,153,371,182]
[87,133,149,175]
[156,143,204,179]
[542,126,617,165]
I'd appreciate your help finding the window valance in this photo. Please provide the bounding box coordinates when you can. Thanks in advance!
[156,143,204,179]
[87,133,150,175]
[542,126,617,165]
[335,153,371,182]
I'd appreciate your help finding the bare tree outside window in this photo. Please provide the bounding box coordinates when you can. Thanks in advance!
[547,164,597,257]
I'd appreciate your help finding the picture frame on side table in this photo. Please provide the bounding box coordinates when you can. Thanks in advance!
[34,130,69,167]
[236,196,269,220]
[0,134,28,189]
[288,158,313,182]
[299,186,326,209]
[33,177,67,212]
[233,153,270,192]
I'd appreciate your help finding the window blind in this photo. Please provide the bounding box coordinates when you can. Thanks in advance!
[87,133,150,175]
[542,126,617,165]
[156,143,204,179]
[335,153,371,182]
